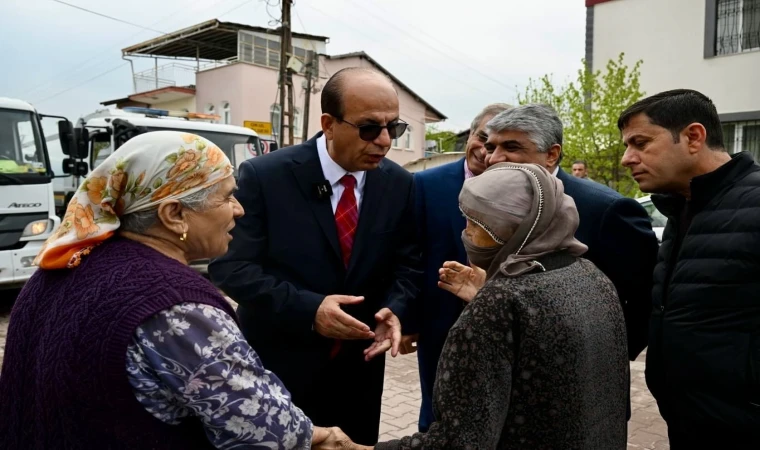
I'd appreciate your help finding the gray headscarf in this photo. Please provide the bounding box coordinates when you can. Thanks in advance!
[458,162,588,279]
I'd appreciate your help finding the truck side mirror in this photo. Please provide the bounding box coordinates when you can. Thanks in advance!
[73,127,90,159]
[58,120,76,156]
[62,158,88,176]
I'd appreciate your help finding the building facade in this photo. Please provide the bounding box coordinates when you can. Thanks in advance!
[102,20,446,166]
[586,0,760,158]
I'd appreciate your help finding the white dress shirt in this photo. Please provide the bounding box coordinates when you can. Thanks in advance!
[316,135,367,213]
[552,166,559,176]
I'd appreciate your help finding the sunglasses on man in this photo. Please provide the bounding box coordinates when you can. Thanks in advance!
[336,117,409,142]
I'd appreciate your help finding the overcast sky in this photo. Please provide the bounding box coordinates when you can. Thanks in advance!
[0,0,586,131]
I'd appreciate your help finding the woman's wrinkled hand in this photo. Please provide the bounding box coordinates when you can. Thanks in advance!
[437,261,486,302]
[312,426,372,449]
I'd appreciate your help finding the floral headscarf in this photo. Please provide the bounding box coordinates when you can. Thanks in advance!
[34,130,234,269]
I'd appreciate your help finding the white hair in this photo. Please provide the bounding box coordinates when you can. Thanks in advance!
[486,104,563,153]
[120,182,222,234]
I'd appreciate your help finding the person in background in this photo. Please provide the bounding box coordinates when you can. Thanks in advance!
[619,89,760,449]
[0,131,351,449]
[572,159,589,178]
[376,162,629,449]
[209,67,421,446]
[403,103,512,433]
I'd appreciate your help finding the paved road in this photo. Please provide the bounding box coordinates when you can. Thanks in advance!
[1,293,668,449]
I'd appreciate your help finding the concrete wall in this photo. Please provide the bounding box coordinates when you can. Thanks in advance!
[592,0,760,115]
[197,62,318,145]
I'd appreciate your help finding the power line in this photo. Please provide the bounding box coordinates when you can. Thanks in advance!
[52,0,160,31]
[293,9,331,78]
[262,0,282,26]
[349,1,519,95]
[23,0,242,99]
[300,2,496,98]
[34,63,129,105]
[30,0,254,104]
[50,0,247,55]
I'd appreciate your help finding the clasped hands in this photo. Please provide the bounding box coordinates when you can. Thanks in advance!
[312,426,372,450]
[314,295,401,361]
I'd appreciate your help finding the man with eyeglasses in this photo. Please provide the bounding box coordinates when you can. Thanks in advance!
[209,67,422,446]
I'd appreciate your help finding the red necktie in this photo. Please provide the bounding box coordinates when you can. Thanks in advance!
[330,175,358,359]
[335,174,358,267]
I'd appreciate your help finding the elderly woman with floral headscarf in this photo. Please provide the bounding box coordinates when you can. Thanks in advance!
[0,131,351,449]
[373,162,630,450]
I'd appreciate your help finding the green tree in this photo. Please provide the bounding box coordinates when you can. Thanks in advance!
[518,52,645,197]
[425,124,459,153]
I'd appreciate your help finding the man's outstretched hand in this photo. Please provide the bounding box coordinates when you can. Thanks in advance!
[314,295,375,340]
[363,308,401,361]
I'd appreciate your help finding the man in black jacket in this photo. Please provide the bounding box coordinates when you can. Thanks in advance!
[209,67,421,445]
[619,89,760,448]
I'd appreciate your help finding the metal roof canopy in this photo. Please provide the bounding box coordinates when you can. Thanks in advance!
[121,19,329,61]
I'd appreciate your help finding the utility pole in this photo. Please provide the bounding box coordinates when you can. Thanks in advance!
[301,51,315,141]
[287,70,295,146]
[277,0,293,147]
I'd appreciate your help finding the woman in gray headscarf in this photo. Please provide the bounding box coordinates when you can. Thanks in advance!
[374,162,629,450]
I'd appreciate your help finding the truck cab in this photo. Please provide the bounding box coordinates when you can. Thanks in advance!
[0,98,69,289]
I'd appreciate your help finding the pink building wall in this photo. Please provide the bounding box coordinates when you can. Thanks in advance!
[196,63,316,145]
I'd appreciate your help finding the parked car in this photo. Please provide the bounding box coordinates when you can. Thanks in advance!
[636,195,666,243]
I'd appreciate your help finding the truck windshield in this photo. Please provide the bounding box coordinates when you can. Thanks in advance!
[0,108,48,183]
[92,127,262,172]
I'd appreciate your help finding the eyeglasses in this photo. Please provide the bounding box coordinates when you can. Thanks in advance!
[337,118,409,142]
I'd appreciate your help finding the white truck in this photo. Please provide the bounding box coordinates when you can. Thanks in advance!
[58,106,264,273]
[0,97,78,290]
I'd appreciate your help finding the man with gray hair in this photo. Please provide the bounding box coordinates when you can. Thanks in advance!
[440,103,659,416]
[487,104,658,359]
[404,103,511,432]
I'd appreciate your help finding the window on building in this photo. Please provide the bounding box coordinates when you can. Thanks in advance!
[222,102,231,125]
[405,125,413,150]
[723,120,760,161]
[293,107,303,139]
[270,104,281,140]
[238,31,316,75]
[715,0,760,55]
[268,39,280,68]
[205,104,216,123]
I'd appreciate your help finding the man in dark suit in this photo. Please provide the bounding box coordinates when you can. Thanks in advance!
[405,103,511,432]
[441,104,658,363]
[478,104,659,361]
[208,67,421,445]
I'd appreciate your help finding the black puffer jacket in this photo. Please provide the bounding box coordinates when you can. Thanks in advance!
[648,152,760,445]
